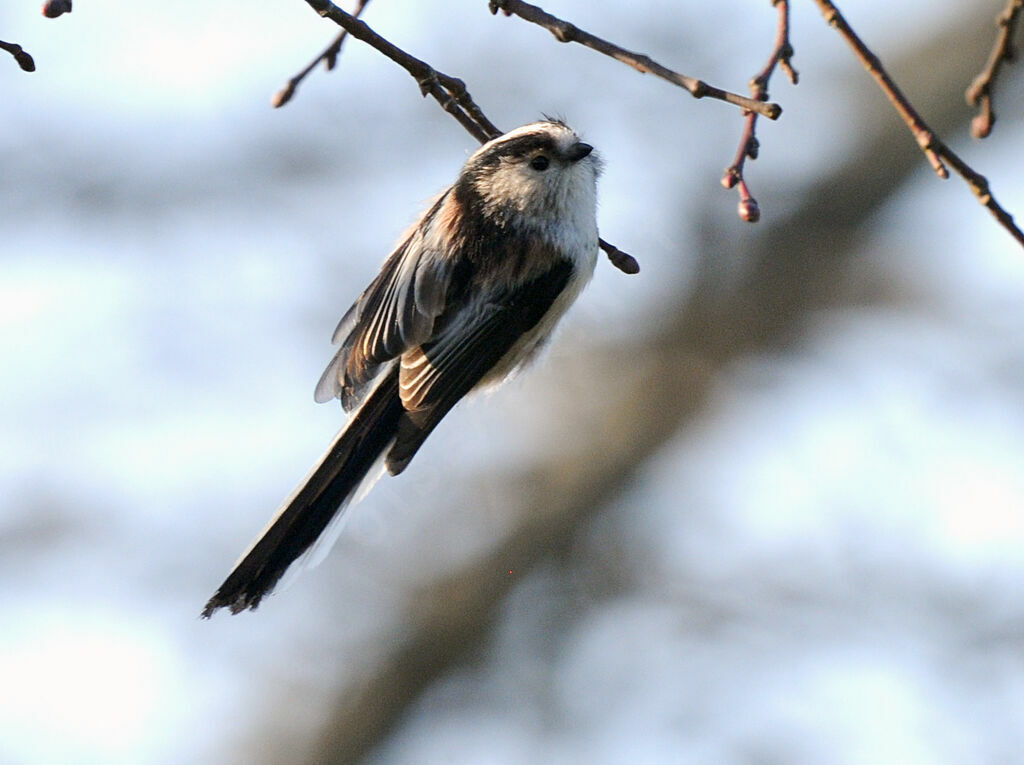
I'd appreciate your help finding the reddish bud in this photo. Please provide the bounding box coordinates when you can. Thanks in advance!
[971,113,992,139]
[739,197,760,223]
[42,0,72,18]
[272,83,296,109]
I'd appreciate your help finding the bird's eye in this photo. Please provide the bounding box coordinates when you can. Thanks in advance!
[530,155,550,171]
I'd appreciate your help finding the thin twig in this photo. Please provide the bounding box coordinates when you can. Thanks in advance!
[722,0,798,223]
[966,0,1024,138]
[0,39,35,72]
[812,0,1024,248]
[304,0,500,142]
[488,0,782,121]
[274,0,372,108]
[301,0,638,273]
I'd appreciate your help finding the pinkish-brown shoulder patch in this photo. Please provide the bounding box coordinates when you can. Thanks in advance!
[435,190,463,242]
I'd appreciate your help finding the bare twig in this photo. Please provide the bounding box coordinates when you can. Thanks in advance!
[304,0,500,142]
[722,0,798,223]
[813,0,1024,248]
[488,0,782,121]
[0,39,35,72]
[966,0,1024,138]
[301,0,639,273]
[274,0,371,108]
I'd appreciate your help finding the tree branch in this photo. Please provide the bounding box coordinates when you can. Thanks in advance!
[812,0,1024,248]
[300,0,639,273]
[488,0,782,120]
[274,0,372,108]
[303,0,501,142]
[0,39,35,72]
[722,0,798,223]
[966,0,1024,138]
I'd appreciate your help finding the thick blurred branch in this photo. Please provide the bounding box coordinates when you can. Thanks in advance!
[303,12,996,765]
[966,0,1024,138]
[812,0,1024,248]
[488,0,781,119]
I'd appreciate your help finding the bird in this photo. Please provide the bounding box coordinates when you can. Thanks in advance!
[202,119,604,616]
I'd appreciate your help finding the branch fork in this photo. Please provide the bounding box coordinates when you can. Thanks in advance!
[282,0,1024,253]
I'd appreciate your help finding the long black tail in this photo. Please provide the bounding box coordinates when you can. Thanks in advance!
[202,367,403,617]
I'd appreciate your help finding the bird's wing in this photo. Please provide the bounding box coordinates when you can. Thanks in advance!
[387,256,573,474]
[315,191,458,409]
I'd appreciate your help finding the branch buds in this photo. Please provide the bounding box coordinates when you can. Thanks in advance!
[42,0,72,18]
[15,48,36,72]
[738,197,760,223]
[972,112,993,139]
[272,82,297,109]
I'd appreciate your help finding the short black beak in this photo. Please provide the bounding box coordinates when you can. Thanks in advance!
[565,142,593,162]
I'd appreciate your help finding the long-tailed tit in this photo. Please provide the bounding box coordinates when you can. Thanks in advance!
[203,120,604,616]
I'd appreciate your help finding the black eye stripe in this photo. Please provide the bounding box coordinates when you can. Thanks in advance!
[481,133,559,162]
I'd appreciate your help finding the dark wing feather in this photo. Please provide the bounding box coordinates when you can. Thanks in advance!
[387,258,573,474]
[314,192,456,409]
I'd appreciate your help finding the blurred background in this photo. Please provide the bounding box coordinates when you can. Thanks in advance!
[2,1,1024,763]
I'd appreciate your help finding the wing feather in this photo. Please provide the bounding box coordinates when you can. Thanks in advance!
[314,191,457,408]
[387,258,574,473]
